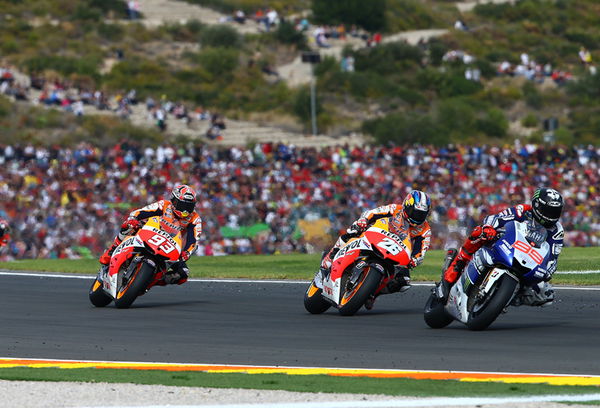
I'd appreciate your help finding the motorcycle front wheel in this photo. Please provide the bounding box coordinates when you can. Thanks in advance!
[89,278,113,307]
[338,264,381,316]
[303,281,331,314]
[114,262,155,309]
[466,274,518,331]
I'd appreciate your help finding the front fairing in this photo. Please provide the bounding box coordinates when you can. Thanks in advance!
[323,217,411,305]
[103,216,183,298]
[490,221,551,282]
[448,220,551,322]
[137,216,183,262]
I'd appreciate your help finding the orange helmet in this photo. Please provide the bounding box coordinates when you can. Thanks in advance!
[170,184,197,218]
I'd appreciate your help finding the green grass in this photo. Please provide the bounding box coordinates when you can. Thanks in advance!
[0,367,598,398]
[2,247,599,285]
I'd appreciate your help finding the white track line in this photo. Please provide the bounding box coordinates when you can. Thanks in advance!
[556,270,600,274]
[78,393,600,408]
[1,270,599,290]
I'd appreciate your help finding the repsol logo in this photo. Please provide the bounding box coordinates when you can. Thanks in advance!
[150,227,175,239]
[337,240,360,258]
[379,229,404,241]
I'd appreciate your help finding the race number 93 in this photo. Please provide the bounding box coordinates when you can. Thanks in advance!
[147,234,176,254]
[377,237,402,255]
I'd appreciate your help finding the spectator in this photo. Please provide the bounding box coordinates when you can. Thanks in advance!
[127,1,140,20]
[233,10,246,24]
[579,47,592,67]
[341,55,355,73]
[454,19,469,31]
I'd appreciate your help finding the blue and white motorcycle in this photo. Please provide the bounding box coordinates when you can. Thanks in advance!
[424,219,553,331]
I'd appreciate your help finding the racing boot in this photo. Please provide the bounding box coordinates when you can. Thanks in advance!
[320,236,346,270]
[387,267,411,293]
[438,248,468,302]
[511,282,555,307]
[98,236,122,266]
[364,295,377,310]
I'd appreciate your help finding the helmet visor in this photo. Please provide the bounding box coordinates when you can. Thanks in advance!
[540,204,562,224]
[173,198,195,215]
[406,208,428,225]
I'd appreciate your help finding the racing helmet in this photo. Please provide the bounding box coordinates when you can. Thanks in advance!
[531,188,563,228]
[0,219,9,235]
[402,190,431,226]
[170,184,197,218]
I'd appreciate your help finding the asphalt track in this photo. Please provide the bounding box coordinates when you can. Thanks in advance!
[1,273,599,375]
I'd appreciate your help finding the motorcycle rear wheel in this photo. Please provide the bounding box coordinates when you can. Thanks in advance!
[423,292,453,328]
[303,281,331,314]
[89,278,113,307]
[466,274,518,331]
[338,265,381,316]
[114,262,155,309]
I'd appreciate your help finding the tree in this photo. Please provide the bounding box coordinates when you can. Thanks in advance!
[312,0,386,32]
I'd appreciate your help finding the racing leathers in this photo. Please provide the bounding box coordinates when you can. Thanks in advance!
[99,200,203,285]
[322,204,432,292]
[440,204,563,306]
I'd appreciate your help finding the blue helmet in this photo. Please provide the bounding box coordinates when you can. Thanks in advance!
[402,190,431,226]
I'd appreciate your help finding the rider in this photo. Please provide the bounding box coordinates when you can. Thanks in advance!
[436,187,564,306]
[0,217,10,248]
[321,190,432,305]
[99,184,202,285]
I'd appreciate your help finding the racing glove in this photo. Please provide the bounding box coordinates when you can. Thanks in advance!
[180,250,191,262]
[348,217,368,234]
[408,257,422,269]
[120,218,141,234]
[469,224,497,243]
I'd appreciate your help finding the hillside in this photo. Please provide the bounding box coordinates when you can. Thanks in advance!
[0,0,599,145]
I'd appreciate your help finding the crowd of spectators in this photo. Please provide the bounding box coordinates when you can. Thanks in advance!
[0,65,226,138]
[223,7,280,32]
[0,141,598,260]
[309,24,380,49]
[496,52,574,85]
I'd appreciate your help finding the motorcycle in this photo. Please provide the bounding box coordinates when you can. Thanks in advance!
[89,215,184,309]
[424,219,552,331]
[304,217,413,316]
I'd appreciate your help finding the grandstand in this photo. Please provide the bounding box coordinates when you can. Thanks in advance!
[0,142,597,259]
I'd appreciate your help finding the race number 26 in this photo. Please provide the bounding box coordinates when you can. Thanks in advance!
[377,238,401,255]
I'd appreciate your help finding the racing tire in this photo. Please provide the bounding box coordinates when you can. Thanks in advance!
[114,262,155,309]
[338,264,382,316]
[466,274,518,331]
[89,278,113,307]
[303,281,331,314]
[423,292,453,329]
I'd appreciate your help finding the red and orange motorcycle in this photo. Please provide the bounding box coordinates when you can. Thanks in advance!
[304,217,413,316]
[89,216,184,309]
